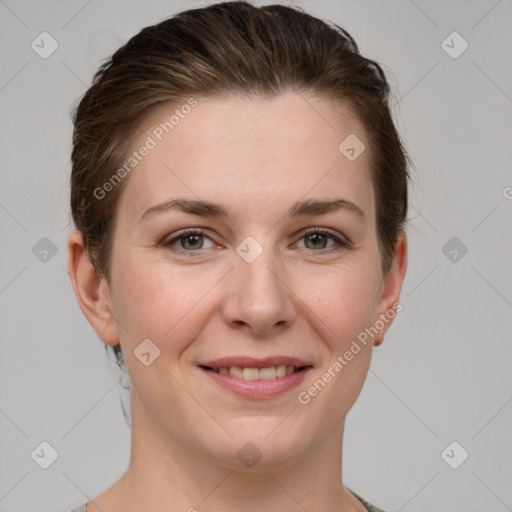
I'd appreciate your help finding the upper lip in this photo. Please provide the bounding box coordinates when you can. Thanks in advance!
[199,356,313,369]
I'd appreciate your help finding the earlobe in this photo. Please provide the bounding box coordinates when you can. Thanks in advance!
[67,230,119,346]
[374,230,408,345]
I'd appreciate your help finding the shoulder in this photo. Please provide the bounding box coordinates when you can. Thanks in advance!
[68,503,88,512]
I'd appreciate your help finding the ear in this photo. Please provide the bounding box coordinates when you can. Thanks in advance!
[374,230,408,345]
[67,229,119,345]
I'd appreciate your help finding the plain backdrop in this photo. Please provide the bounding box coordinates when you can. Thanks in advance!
[0,1,511,511]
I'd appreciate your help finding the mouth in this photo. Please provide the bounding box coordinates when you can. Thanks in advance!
[197,357,313,399]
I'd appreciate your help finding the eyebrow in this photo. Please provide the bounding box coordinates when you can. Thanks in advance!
[138,197,366,224]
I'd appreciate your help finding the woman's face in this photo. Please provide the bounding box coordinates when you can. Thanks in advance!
[75,92,406,469]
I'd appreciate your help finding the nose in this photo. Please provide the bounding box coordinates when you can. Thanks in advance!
[221,247,296,337]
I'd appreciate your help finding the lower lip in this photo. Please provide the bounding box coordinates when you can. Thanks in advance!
[199,367,312,399]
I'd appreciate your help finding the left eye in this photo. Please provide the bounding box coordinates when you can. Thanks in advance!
[296,229,345,250]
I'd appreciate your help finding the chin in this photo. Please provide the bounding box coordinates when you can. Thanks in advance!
[203,416,312,471]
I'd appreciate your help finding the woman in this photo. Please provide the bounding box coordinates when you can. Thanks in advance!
[67,1,409,511]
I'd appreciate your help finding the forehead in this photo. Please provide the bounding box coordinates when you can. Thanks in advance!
[117,93,375,227]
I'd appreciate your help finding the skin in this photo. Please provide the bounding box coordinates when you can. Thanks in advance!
[68,92,407,512]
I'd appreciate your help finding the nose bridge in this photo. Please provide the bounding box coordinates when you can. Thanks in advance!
[237,237,285,303]
[239,240,281,292]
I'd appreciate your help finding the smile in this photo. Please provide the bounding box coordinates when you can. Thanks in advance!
[199,364,313,399]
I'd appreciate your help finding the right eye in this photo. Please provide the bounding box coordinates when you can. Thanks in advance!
[162,228,218,254]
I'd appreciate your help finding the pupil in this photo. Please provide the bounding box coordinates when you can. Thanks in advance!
[308,233,325,248]
[184,234,202,249]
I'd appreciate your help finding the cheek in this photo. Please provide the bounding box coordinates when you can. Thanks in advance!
[299,264,380,345]
[112,255,221,356]
[296,270,376,412]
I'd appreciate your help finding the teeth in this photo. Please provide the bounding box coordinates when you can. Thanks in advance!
[214,365,299,380]
[229,366,243,379]
[242,367,259,380]
[259,367,277,380]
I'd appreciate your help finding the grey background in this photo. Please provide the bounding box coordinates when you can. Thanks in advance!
[1,0,511,511]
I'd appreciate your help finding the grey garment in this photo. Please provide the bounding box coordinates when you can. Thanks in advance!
[349,489,388,512]
[69,491,386,512]
[69,505,87,512]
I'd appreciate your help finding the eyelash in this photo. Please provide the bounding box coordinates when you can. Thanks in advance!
[162,227,351,255]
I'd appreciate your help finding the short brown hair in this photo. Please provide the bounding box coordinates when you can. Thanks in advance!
[70,0,411,369]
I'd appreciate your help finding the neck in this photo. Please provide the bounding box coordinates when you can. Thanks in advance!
[95,393,366,512]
